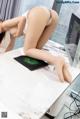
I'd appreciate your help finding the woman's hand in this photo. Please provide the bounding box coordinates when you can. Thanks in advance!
[5,34,16,52]
[54,56,72,83]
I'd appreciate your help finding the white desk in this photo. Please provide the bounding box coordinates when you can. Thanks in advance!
[0,41,80,119]
[0,102,22,119]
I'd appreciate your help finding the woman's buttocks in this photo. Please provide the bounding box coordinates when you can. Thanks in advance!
[28,6,51,25]
[23,6,51,35]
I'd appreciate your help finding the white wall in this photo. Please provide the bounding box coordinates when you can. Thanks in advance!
[76,7,80,17]
[51,1,80,44]
[59,1,80,27]
[19,0,54,15]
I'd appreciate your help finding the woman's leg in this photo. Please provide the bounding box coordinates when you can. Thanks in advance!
[24,7,72,82]
[37,10,58,49]
[24,7,50,50]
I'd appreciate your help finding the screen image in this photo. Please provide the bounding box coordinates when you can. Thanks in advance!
[66,13,80,61]
[14,56,48,70]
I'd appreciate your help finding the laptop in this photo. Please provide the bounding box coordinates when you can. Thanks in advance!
[65,13,80,65]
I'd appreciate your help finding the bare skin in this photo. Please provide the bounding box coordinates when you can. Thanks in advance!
[0,6,72,83]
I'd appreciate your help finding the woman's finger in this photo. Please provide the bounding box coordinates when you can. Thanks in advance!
[56,64,64,82]
[63,64,72,83]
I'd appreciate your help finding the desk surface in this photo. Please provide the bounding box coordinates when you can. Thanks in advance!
[0,41,80,119]
[0,102,22,119]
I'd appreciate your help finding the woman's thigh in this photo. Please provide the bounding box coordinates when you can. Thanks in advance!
[37,10,59,49]
[24,7,50,50]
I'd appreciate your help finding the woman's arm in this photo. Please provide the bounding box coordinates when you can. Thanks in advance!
[2,16,26,37]
[16,16,26,37]
[5,34,16,52]
[24,48,72,83]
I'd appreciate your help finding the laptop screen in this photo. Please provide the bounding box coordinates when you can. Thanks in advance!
[65,13,80,62]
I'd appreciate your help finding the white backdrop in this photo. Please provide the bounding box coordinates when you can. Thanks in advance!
[19,0,54,15]
[59,1,80,27]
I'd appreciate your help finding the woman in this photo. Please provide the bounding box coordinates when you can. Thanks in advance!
[0,6,72,82]
[0,20,15,52]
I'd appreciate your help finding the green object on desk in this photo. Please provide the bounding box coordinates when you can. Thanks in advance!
[24,57,41,65]
[14,55,48,70]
